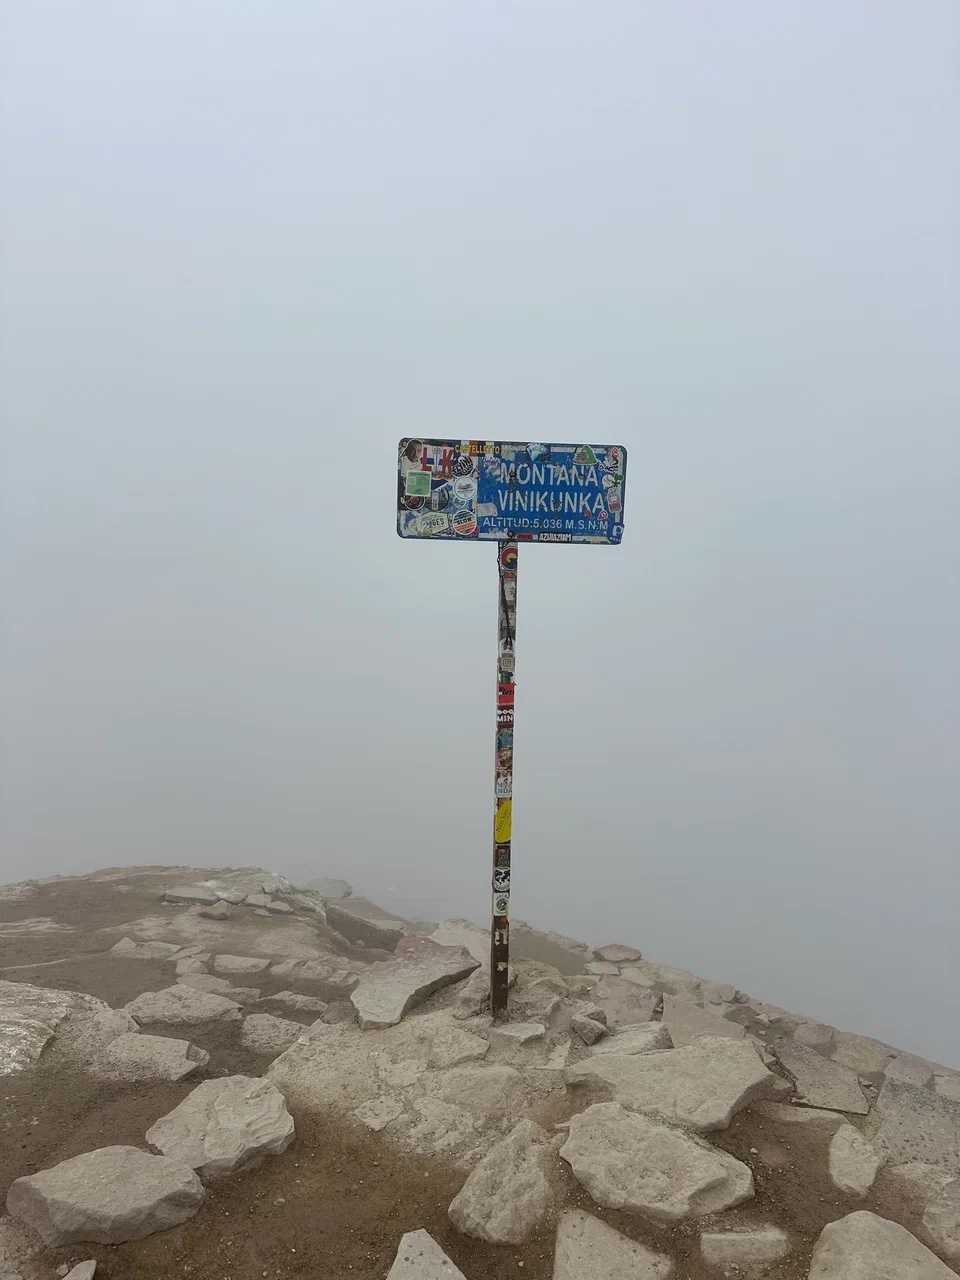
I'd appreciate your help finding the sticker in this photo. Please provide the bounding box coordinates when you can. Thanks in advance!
[528,442,548,462]
[498,639,515,674]
[453,453,475,476]
[401,493,425,511]
[499,544,518,573]
[496,727,513,751]
[405,470,432,498]
[573,445,598,465]
[601,446,623,472]
[416,511,451,536]
[493,866,510,893]
[429,483,451,511]
[606,488,621,513]
[468,440,485,456]
[493,891,510,917]
[431,447,456,478]
[497,706,514,728]
[494,929,508,946]
[494,843,511,866]
[453,476,477,503]
[495,770,512,799]
[452,511,478,537]
[497,682,515,709]
[494,798,512,842]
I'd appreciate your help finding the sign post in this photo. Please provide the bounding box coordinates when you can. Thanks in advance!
[397,439,626,1018]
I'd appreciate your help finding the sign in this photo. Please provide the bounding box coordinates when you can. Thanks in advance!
[398,439,627,544]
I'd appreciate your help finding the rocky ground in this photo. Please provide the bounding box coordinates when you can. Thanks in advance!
[1,866,958,1279]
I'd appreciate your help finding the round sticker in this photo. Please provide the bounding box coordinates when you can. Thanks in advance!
[452,511,478,537]
[401,494,424,511]
[453,453,474,476]
[453,476,477,502]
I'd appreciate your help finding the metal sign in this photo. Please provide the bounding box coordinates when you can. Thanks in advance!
[397,439,626,544]
[397,438,627,1018]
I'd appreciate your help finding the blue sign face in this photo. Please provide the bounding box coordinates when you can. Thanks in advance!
[397,440,626,544]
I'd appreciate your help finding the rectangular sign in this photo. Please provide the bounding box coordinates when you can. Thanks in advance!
[397,439,626,544]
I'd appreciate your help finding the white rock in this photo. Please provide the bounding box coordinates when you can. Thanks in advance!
[325,902,404,951]
[567,1036,776,1132]
[125,985,242,1026]
[110,937,182,960]
[831,1032,897,1075]
[267,1023,380,1110]
[593,944,643,964]
[213,954,269,975]
[587,977,658,1029]
[571,1014,606,1045]
[304,877,353,899]
[934,1073,960,1104]
[560,1102,753,1222]
[429,920,489,965]
[886,1054,935,1087]
[350,938,479,1029]
[99,1033,209,1082]
[175,956,208,975]
[588,1023,673,1057]
[700,1227,790,1268]
[177,976,260,1003]
[244,893,273,908]
[553,1209,673,1279]
[751,1101,845,1130]
[437,1064,521,1114]
[489,1021,545,1046]
[427,1023,489,1069]
[793,1021,837,1051]
[701,982,738,1005]
[808,1210,956,1279]
[387,1229,466,1279]
[266,991,328,1014]
[401,1098,479,1159]
[353,1095,405,1132]
[146,1076,294,1179]
[198,901,233,921]
[774,1040,869,1114]
[448,1120,553,1244]
[586,962,620,976]
[875,1076,960,1173]
[0,981,135,1077]
[923,1178,960,1266]
[829,1124,883,1196]
[661,995,745,1047]
[162,886,220,905]
[6,1146,204,1245]
[63,1263,97,1280]
[268,958,358,997]
[240,1014,303,1055]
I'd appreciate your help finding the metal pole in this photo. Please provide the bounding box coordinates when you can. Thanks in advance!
[491,539,517,1019]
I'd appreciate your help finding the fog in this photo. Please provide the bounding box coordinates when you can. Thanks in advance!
[2,3,958,1064]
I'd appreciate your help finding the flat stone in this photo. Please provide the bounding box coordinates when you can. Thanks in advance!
[875,1076,960,1173]
[935,1074,960,1104]
[429,920,489,965]
[125,985,241,1026]
[438,1064,521,1114]
[387,1229,465,1279]
[174,956,208,975]
[886,1054,936,1087]
[351,938,479,1030]
[553,1209,673,1279]
[427,1023,489,1070]
[567,1036,776,1132]
[588,977,658,1029]
[586,962,620,976]
[923,1179,960,1266]
[98,1033,209,1082]
[594,944,643,964]
[213,955,269,975]
[831,1032,897,1075]
[793,1021,836,1051]
[243,893,273,908]
[162,886,220,905]
[701,982,738,1005]
[448,1119,553,1244]
[266,991,328,1014]
[560,1102,753,1223]
[6,1146,204,1245]
[700,1227,790,1268]
[176,975,260,1003]
[751,1101,845,1130]
[661,995,745,1047]
[63,1263,97,1280]
[326,902,404,952]
[304,877,353,900]
[489,1021,545,1047]
[588,1023,673,1057]
[110,937,182,960]
[353,1095,405,1132]
[268,959,358,998]
[265,899,293,913]
[146,1076,294,1179]
[198,901,232,921]
[240,1014,303,1055]
[775,1040,869,1114]
[0,982,73,1076]
[400,1098,479,1159]
[267,1023,380,1110]
[571,1015,606,1045]
[829,1124,882,1195]
[808,1210,956,1279]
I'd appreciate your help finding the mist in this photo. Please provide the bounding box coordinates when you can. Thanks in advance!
[2,2,958,1066]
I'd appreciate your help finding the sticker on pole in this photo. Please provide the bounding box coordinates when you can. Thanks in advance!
[398,439,627,544]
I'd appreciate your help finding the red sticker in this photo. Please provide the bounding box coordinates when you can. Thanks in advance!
[497,682,515,709]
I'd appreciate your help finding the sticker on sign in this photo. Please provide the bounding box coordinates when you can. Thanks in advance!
[397,439,626,544]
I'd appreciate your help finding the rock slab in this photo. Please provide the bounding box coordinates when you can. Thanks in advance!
[6,1146,203,1245]
[775,1040,869,1115]
[146,1076,295,1178]
[99,1033,209,1082]
[240,1014,303,1055]
[553,1209,674,1279]
[700,1227,790,1268]
[448,1120,553,1244]
[567,1036,775,1132]
[828,1124,882,1196]
[808,1210,956,1279]
[560,1102,753,1223]
[351,939,479,1030]
[875,1076,960,1173]
[387,1229,466,1279]
[125,985,241,1026]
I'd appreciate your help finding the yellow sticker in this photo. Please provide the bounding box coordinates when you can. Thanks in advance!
[494,799,512,843]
